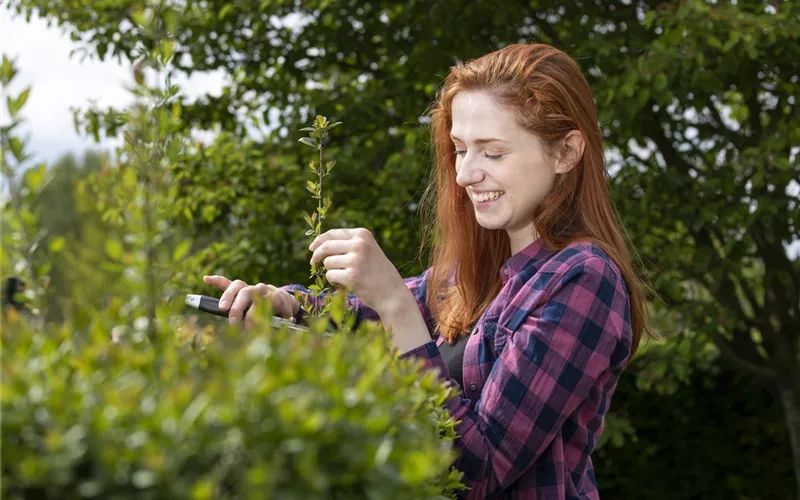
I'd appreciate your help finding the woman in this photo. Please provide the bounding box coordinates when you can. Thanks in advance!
[204,42,652,499]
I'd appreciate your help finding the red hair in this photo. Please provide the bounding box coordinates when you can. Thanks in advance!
[418,43,653,354]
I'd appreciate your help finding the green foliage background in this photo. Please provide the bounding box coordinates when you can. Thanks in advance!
[2,0,798,498]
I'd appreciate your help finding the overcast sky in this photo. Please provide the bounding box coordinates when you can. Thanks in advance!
[1,9,227,165]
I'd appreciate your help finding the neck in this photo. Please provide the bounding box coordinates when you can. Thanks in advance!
[507,225,539,255]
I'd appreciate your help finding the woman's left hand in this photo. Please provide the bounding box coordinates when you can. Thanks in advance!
[309,228,410,316]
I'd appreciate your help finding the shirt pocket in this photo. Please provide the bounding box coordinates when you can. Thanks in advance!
[492,321,515,356]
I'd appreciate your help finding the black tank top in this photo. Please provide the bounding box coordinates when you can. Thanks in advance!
[437,333,470,393]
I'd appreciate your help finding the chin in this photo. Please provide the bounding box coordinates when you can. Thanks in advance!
[474,214,510,231]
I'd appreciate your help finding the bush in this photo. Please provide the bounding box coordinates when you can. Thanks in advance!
[596,357,793,499]
[1,299,466,499]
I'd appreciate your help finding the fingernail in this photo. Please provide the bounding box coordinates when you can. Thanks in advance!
[219,300,228,309]
[230,315,238,324]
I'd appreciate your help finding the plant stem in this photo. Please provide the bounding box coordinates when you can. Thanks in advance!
[318,143,323,225]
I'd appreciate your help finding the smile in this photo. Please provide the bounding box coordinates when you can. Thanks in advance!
[474,191,505,206]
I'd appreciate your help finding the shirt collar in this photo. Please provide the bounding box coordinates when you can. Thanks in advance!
[499,237,553,283]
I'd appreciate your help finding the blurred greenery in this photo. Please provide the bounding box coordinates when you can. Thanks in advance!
[1,302,466,499]
[2,0,798,498]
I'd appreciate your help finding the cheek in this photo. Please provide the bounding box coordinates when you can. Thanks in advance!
[508,166,556,207]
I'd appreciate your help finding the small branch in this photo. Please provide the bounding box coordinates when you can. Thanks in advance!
[745,91,763,141]
[706,102,753,148]
[714,335,778,381]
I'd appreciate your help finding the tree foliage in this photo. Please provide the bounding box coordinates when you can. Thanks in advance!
[4,0,799,495]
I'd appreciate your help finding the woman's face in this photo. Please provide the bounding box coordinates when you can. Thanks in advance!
[450,90,560,254]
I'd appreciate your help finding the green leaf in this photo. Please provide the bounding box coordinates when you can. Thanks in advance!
[6,89,26,118]
[0,55,16,86]
[299,127,315,132]
[105,239,123,260]
[219,4,234,20]
[25,164,47,191]
[298,137,317,149]
[306,180,317,194]
[159,40,176,62]
[654,73,667,91]
[173,240,192,261]
[9,137,25,163]
[123,167,137,189]
[134,67,145,86]
[13,87,31,115]
[48,237,65,253]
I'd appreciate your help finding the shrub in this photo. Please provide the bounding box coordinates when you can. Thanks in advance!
[1,299,466,499]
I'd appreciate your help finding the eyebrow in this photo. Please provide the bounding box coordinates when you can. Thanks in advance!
[450,135,509,145]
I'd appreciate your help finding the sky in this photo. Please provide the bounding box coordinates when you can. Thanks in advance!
[1,9,228,165]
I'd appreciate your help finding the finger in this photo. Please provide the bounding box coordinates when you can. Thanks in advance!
[245,284,294,325]
[203,275,232,291]
[310,239,354,265]
[309,228,355,252]
[321,253,353,270]
[272,286,300,318]
[242,283,282,324]
[229,284,259,325]
[325,269,354,290]
[243,286,267,329]
[219,279,248,311]
[271,290,295,319]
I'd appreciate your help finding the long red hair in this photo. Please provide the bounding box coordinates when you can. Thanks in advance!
[418,43,653,354]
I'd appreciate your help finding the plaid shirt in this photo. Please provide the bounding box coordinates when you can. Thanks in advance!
[281,239,633,499]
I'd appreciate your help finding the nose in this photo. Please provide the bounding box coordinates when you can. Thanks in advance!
[455,153,484,188]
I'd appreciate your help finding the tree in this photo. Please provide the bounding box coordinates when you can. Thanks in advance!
[1,53,62,321]
[7,0,798,494]
[30,150,126,323]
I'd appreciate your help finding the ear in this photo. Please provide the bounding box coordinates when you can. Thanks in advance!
[554,130,585,174]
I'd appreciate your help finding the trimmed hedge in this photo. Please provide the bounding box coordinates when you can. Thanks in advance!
[1,302,466,499]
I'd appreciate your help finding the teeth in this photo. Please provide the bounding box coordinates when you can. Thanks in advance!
[475,191,505,202]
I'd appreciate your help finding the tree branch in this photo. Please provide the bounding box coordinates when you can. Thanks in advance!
[745,91,763,141]
[705,103,753,148]
[715,334,778,381]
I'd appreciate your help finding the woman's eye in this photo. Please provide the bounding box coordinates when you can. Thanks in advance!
[454,150,504,160]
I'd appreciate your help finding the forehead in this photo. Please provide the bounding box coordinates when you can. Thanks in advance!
[450,90,521,140]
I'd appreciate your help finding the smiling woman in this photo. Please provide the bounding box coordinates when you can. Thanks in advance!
[448,89,586,255]
[210,42,654,499]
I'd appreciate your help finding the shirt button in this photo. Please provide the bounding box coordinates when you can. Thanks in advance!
[469,382,478,391]
[503,266,509,275]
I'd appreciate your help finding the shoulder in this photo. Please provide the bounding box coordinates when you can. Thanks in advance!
[531,241,628,300]
[510,241,631,339]
[542,242,623,282]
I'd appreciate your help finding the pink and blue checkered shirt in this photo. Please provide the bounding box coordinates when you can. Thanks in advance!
[282,238,633,499]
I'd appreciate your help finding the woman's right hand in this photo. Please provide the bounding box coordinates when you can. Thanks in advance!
[203,275,300,328]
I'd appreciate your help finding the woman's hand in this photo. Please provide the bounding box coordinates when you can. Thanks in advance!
[202,275,300,328]
[309,228,409,317]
